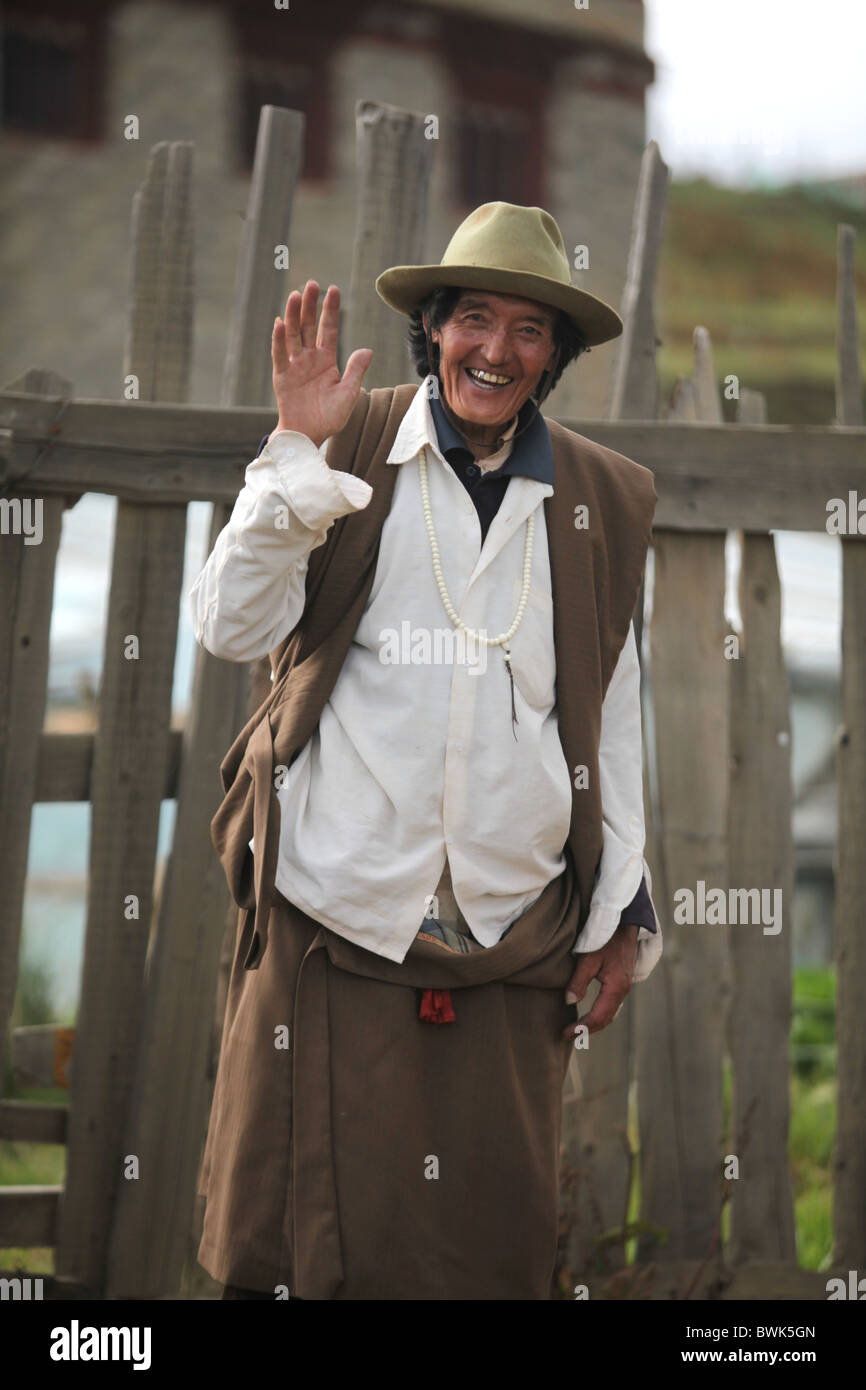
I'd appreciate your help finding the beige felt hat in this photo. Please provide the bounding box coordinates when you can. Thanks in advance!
[375,201,623,348]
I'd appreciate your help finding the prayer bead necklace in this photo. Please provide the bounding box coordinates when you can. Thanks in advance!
[419,445,534,738]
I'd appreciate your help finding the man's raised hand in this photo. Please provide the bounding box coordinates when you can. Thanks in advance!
[271,281,373,450]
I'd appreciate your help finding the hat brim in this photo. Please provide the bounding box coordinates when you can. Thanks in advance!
[375,263,623,348]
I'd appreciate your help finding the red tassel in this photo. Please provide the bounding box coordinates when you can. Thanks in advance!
[419,988,456,1023]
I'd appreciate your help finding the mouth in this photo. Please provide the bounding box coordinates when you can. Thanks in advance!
[464,366,515,393]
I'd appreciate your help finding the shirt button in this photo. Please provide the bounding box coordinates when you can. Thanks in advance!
[454,741,464,752]
[465,464,478,477]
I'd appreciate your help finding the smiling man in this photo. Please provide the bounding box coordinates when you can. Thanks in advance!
[191,201,662,1301]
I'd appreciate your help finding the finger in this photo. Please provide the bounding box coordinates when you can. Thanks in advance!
[316,285,341,354]
[272,316,289,374]
[341,347,373,396]
[564,953,599,1006]
[299,279,319,350]
[284,290,303,357]
[580,975,629,1034]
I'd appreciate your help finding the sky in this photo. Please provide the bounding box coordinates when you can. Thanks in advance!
[644,0,866,188]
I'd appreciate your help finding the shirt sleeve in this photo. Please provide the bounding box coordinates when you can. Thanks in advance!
[617,873,657,934]
[189,428,373,663]
[571,620,663,983]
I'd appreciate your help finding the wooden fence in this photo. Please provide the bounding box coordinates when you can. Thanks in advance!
[0,102,863,1299]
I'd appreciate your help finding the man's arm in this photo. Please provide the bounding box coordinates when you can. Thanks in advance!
[561,618,662,1036]
[190,279,374,664]
[568,619,663,992]
[188,429,372,663]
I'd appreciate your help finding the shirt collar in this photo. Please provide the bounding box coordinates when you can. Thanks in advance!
[386,375,554,485]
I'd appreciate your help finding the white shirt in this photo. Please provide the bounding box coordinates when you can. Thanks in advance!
[190,378,662,982]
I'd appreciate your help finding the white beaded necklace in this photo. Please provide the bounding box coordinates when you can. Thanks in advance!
[419,444,534,738]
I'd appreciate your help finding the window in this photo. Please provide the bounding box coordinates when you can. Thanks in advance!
[1,11,104,141]
[455,102,536,208]
[443,20,550,210]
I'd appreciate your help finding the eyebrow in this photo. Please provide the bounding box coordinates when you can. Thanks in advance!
[456,296,554,326]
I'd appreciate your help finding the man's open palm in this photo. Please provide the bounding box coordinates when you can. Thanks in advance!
[272,280,373,450]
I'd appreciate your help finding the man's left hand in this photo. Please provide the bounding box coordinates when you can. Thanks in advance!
[561,922,640,1040]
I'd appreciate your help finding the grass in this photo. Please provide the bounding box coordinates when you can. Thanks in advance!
[0,956,67,1277]
[656,177,866,424]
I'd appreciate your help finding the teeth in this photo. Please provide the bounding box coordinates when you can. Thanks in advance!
[467,368,512,385]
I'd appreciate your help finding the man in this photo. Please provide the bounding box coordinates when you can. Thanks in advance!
[191,201,661,1300]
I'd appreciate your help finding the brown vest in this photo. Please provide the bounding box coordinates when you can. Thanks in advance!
[210,383,657,969]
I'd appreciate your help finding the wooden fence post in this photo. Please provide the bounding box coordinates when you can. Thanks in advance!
[0,369,72,1095]
[0,368,73,1249]
[560,140,669,1286]
[55,142,194,1293]
[636,328,731,1265]
[832,222,866,1271]
[727,386,797,1264]
[105,108,305,1299]
[345,101,435,388]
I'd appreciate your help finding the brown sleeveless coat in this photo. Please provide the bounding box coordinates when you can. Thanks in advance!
[197,384,657,1299]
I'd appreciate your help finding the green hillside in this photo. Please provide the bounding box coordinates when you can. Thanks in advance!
[655,178,866,425]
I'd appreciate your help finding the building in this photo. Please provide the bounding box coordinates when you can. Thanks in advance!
[0,0,653,416]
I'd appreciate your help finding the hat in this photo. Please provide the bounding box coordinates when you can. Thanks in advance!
[375,201,623,348]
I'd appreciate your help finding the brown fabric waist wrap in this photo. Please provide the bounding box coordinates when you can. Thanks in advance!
[197,851,581,1299]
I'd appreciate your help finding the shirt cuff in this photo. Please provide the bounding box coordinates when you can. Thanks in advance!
[257,429,373,530]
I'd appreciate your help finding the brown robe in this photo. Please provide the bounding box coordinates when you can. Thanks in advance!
[196,383,657,1299]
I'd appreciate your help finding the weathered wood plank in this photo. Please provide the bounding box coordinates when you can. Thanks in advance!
[637,335,731,1263]
[55,143,192,1293]
[562,139,669,1283]
[0,1100,67,1144]
[609,140,669,424]
[0,1187,61,1247]
[0,368,72,1097]
[106,108,307,1300]
[346,101,435,389]
[220,105,304,409]
[609,140,669,665]
[2,391,864,530]
[34,730,182,803]
[727,388,797,1264]
[832,223,866,1270]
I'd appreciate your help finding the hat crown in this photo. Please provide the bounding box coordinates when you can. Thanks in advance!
[441,202,571,287]
[374,199,623,347]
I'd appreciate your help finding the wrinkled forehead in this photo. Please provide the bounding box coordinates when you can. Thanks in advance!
[451,289,557,325]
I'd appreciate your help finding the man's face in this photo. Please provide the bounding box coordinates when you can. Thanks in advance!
[428,290,558,440]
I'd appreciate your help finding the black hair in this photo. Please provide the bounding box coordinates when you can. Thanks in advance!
[406,285,588,400]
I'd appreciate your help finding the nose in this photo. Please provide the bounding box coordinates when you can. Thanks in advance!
[479,324,511,367]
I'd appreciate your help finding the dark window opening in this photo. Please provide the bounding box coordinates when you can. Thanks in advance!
[237,58,327,180]
[455,103,537,208]
[1,13,104,141]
